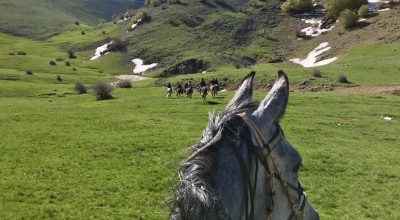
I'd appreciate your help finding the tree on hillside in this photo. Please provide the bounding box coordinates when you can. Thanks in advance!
[324,0,368,18]
[281,0,313,13]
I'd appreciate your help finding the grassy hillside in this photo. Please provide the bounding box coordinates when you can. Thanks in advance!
[0,0,144,38]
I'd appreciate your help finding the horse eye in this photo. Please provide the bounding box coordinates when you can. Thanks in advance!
[293,163,302,173]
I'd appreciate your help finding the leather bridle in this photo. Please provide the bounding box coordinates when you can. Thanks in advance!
[237,113,308,220]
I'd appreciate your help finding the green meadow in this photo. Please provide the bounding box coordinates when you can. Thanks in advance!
[1,84,399,219]
[1,21,400,219]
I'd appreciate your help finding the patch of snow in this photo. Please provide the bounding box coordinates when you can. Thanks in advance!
[109,74,149,87]
[202,71,207,73]
[132,58,157,74]
[289,42,337,67]
[118,17,130,23]
[378,8,390,11]
[378,116,393,120]
[219,89,227,92]
[359,18,367,21]
[90,42,112,60]
[367,0,398,11]
[131,19,142,29]
[301,18,335,37]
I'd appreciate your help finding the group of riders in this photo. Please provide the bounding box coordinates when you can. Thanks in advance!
[166,78,220,98]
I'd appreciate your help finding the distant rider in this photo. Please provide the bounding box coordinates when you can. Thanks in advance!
[200,78,206,94]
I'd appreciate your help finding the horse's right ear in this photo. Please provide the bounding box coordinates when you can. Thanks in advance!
[225,71,255,110]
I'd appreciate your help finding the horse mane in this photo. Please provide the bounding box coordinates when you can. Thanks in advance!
[168,101,259,220]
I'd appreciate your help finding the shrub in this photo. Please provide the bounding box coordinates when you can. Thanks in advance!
[281,0,313,13]
[75,81,87,94]
[49,60,56,65]
[108,38,125,51]
[17,51,26,55]
[56,75,62,81]
[358,5,369,18]
[233,62,241,69]
[324,0,368,18]
[117,79,132,88]
[75,21,80,25]
[92,82,114,100]
[67,49,76,58]
[81,31,85,35]
[65,61,70,66]
[8,52,15,55]
[72,67,77,71]
[26,70,33,75]
[102,30,106,34]
[338,9,358,28]
[132,9,149,22]
[337,74,349,83]
[313,69,322,77]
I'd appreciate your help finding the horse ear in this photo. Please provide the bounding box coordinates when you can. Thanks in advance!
[225,71,255,110]
[252,70,289,123]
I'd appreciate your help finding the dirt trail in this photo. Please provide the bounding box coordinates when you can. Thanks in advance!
[332,85,400,96]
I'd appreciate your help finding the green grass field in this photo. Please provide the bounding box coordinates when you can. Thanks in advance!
[0,74,399,219]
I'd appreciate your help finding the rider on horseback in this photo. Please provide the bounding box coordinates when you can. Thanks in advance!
[200,78,206,94]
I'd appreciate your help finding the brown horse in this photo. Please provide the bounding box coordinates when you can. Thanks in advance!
[176,88,184,98]
[186,87,193,98]
[200,87,208,103]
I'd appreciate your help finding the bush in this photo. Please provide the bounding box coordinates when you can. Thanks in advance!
[56,75,62,81]
[108,38,125,51]
[338,9,358,28]
[132,9,149,22]
[8,52,15,55]
[81,31,85,35]
[324,0,368,18]
[102,30,106,34]
[358,5,369,18]
[92,82,114,100]
[65,61,70,66]
[72,67,77,71]
[313,69,322,77]
[49,60,56,65]
[117,79,132,88]
[75,21,80,25]
[233,62,241,69]
[75,81,87,94]
[67,49,76,58]
[17,51,26,55]
[281,0,313,13]
[337,74,349,83]
[26,70,33,75]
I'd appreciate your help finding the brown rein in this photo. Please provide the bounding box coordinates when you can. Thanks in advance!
[237,113,308,220]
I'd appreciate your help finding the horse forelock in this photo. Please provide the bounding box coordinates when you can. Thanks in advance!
[169,101,260,220]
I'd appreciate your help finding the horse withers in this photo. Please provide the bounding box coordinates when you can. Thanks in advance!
[168,70,320,220]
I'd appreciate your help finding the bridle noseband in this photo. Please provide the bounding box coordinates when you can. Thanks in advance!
[237,113,308,220]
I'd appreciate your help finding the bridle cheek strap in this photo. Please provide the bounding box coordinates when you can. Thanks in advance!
[237,113,307,220]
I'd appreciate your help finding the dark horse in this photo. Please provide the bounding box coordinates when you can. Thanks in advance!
[168,71,320,220]
[200,87,208,103]
[176,88,184,98]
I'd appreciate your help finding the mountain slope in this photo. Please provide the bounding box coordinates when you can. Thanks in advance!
[0,0,144,38]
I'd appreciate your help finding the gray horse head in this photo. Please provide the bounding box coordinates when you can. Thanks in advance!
[169,70,319,220]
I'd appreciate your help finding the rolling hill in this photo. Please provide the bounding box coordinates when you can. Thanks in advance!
[0,0,144,38]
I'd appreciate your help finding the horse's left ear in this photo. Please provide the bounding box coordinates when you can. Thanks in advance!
[252,70,289,123]
[225,71,255,110]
